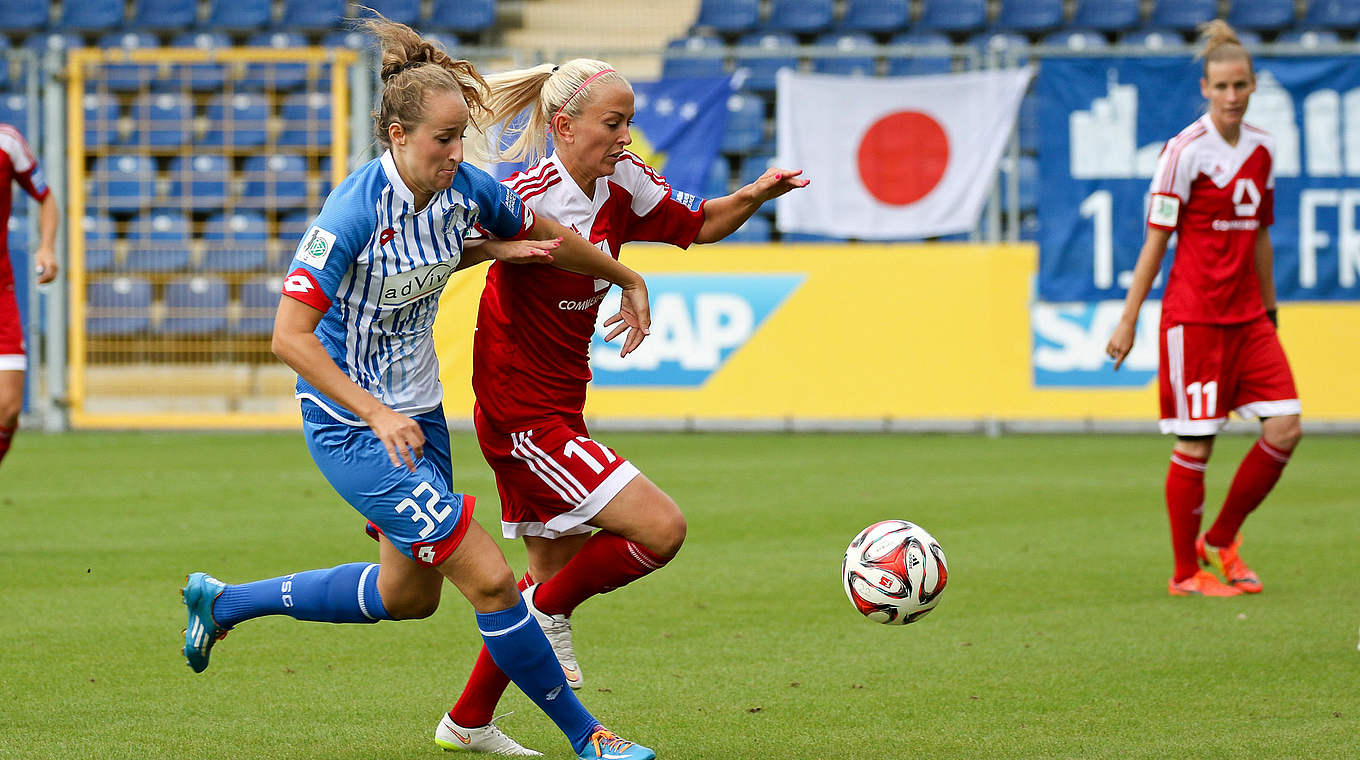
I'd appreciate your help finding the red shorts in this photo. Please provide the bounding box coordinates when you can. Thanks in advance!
[1159,315,1300,436]
[475,405,640,540]
[0,265,25,371]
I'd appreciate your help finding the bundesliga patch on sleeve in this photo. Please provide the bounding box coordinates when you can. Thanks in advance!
[1148,193,1180,227]
[670,187,702,211]
[296,225,337,268]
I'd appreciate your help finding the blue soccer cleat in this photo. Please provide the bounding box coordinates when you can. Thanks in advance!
[577,727,655,760]
[181,572,229,673]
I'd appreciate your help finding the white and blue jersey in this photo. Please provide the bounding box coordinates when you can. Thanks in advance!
[281,150,535,424]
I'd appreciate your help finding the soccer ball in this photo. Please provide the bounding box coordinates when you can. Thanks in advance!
[842,520,948,625]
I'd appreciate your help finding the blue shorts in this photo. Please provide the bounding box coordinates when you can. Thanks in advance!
[302,401,475,567]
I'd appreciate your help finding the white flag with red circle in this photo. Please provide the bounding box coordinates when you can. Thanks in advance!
[775,67,1034,240]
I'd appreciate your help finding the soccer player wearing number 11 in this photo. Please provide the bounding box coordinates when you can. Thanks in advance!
[1106,21,1302,598]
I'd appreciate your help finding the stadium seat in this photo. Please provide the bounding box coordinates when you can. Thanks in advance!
[1017,94,1038,154]
[202,93,271,148]
[242,32,312,92]
[279,0,345,31]
[725,214,771,242]
[1119,28,1188,49]
[0,37,8,90]
[916,0,987,34]
[98,32,160,93]
[274,209,312,268]
[1227,0,1295,32]
[59,0,123,31]
[995,0,1066,34]
[21,32,83,56]
[130,93,192,148]
[92,155,156,214]
[130,0,199,30]
[1302,0,1360,30]
[235,276,281,335]
[0,93,30,133]
[82,92,124,148]
[428,0,497,35]
[164,155,230,210]
[124,210,192,272]
[322,30,373,51]
[885,32,953,76]
[168,33,231,91]
[662,36,728,80]
[278,92,332,147]
[0,0,49,32]
[1071,0,1141,32]
[738,153,775,189]
[356,0,420,25]
[200,211,270,272]
[1275,28,1342,47]
[720,92,767,155]
[1043,30,1109,50]
[811,33,878,76]
[1149,0,1217,32]
[701,157,730,198]
[317,155,333,198]
[205,0,272,31]
[838,0,909,34]
[241,155,311,209]
[692,0,760,35]
[766,0,835,35]
[87,277,153,335]
[162,276,230,335]
[971,32,1030,65]
[732,33,799,94]
[82,213,118,273]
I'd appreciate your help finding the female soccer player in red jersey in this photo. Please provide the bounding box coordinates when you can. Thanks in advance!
[1106,20,1302,598]
[430,59,808,753]
[0,122,58,469]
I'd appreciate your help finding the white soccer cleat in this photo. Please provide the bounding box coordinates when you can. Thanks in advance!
[524,584,583,690]
[434,713,543,756]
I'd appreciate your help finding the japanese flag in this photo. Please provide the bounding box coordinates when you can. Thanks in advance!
[775,67,1034,240]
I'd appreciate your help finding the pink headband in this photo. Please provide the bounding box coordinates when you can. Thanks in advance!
[552,68,617,126]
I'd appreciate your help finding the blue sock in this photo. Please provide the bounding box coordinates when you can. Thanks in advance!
[478,599,598,753]
[213,563,391,628]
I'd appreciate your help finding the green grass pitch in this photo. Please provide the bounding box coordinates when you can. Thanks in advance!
[3,430,1358,759]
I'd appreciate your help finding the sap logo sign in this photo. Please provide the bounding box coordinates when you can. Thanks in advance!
[590,274,804,387]
[1032,301,1159,387]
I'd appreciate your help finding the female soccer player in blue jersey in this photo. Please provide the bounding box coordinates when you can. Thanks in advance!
[180,17,656,760]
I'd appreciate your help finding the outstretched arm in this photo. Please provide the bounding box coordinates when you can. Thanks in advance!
[694,167,809,244]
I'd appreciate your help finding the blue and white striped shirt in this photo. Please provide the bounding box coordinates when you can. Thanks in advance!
[281,150,534,424]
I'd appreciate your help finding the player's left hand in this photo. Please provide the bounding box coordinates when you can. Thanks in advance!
[34,248,58,284]
[602,280,651,358]
[750,167,810,202]
[485,237,559,265]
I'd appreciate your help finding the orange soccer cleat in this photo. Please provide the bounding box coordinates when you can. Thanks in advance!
[1168,569,1244,597]
[1197,533,1263,593]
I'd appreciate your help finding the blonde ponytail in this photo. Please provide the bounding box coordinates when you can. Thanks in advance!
[1197,19,1254,78]
[479,59,629,164]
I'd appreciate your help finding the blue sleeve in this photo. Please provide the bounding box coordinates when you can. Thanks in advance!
[284,169,380,300]
[460,162,534,240]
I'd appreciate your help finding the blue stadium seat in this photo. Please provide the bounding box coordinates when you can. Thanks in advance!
[278,0,344,31]
[235,276,280,335]
[22,32,83,56]
[692,0,760,35]
[0,37,8,90]
[98,32,160,93]
[274,209,311,268]
[766,0,834,35]
[162,276,230,335]
[168,33,231,91]
[811,33,877,76]
[82,213,118,273]
[1303,0,1360,30]
[738,153,775,189]
[662,36,728,79]
[885,32,953,76]
[87,277,153,335]
[1043,30,1109,50]
[971,32,1030,65]
[1118,28,1189,49]
[0,0,49,32]
[92,155,155,214]
[428,0,497,35]
[1227,0,1295,32]
[131,0,199,30]
[1017,94,1038,153]
[59,0,123,31]
[732,33,799,94]
[322,30,373,51]
[202,93,270,148]
[357,0,420,25]
[1149,0,1217,31]
[839,0,909,34]
[995,0,1066,34]
[317,155,334,198]
[278,92,332,147]
[1071,0,1141,32]
[916,0,987,34]
[165,155,230,210]
[124,210,192,272]
[130,93,192,147]
[200,212,270,272]
[726,214,772,242]
[721,92,767,155]
[0,93,30,133]
[82,92,122,148]
[242,32,312,91]
[1276,29,1342,47]
[701,157,730,198]
[205,0,272,31]
[241,155,311,209]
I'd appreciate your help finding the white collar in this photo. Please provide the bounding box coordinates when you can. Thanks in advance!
[380,149,417,208]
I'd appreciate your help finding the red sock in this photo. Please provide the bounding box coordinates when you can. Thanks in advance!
[448,571,532,728]
[1166,451,1208,583]
[1204,439,1291,547]
[533,531,669,617]
[0,425,14,466]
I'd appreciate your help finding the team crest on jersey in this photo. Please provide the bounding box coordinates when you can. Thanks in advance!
[1233,178,1261,216]
[380,261,456,307]
[297,226,337,268]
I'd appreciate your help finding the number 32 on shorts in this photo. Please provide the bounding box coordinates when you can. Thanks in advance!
[395,481,452,539]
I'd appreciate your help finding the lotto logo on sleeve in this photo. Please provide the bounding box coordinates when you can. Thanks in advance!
[297,225,337,268]
[281,268,331,312]
[589,274,804,387]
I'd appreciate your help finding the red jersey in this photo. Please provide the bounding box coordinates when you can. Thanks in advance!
[1146,114,1274,325]
[472,150,706,430]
